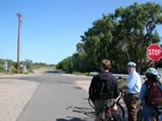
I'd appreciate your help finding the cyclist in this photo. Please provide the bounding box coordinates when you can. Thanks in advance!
[139,67,162,121]
[89,59,120,121]
[120,62,141,121]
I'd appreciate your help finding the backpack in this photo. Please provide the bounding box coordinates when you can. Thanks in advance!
[97,74,114,99]
[145,80,162,105]
[89,73,116,102]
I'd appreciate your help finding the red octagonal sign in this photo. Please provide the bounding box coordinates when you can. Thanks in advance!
[147,44,162,61]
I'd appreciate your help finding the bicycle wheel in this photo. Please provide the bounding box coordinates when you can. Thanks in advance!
[100,112,112,121]
[88,98,95,109]
[157,114,162,121]
[116,103,125,121]
[99,108,114,121]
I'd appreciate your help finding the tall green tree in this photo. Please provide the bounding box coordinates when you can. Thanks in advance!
[81,2,162,73]
[57,2,162,74]
[114,2,162,72]
[81,14,121,72]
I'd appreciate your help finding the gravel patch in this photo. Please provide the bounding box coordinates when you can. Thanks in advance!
[75,80,91,92]
[0,79,39,121]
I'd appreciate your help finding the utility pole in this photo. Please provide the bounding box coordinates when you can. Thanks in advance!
[16,13,22,73]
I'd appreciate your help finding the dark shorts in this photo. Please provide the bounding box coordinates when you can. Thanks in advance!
[94,99,114,117]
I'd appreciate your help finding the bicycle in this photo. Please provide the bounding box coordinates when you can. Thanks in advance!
[136,101,162,121]
[152,106,162,121]
[136,101,144,121]
[88,90,125,121]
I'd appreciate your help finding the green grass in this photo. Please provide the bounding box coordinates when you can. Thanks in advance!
[119,79,126,88]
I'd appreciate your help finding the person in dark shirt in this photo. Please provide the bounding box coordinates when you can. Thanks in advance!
[89,59,120,121]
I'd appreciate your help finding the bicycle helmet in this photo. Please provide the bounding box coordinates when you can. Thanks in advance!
[146,67,159,81]
[128,62,136,67]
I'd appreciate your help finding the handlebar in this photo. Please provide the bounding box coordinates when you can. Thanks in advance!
[88,90,125,109]
[116,89,124,103]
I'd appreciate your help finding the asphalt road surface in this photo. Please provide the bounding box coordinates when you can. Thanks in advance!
[13,70,95,121]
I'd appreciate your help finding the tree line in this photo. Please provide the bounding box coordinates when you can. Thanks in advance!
[56,2,162,74]
[0,58,52,73]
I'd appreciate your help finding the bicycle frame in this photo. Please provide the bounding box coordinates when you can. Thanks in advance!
[152,106,162,121]
[136,103,162,121]
[136,103,143,121]
[99,105,114,121]
[88,90,125,121]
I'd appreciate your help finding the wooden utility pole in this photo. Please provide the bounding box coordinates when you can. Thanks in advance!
[17,13,22,73]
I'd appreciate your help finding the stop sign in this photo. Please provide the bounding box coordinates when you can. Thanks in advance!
[147,44,161,61]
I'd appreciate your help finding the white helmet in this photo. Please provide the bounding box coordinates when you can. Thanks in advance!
[146,67,158,76]
[128,62,136,67]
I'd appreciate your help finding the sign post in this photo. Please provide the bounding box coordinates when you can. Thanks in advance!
[3,61,8,71]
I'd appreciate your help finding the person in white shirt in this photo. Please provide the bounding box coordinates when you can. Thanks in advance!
[121,62,141,121]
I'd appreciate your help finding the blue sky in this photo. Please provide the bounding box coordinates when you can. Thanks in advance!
[0,0,162,64]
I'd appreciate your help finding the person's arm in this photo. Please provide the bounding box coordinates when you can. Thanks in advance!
[89,77,95,96]
[89,76,98,103]
[160,82,162,90]
[120,85,128,90]
[121,73,137,91]
[120,73,136,91]
[139,84,146,102]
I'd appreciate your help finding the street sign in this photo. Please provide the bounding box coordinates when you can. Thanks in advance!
[3,61,8,71]
[147,44,162,61]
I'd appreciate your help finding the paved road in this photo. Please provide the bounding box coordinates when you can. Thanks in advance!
[13,71,94,121]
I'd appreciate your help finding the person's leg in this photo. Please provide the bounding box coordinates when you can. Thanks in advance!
[123,94,138,121]
[142,104,154,121]
[94,100,104,121]
[123,93,131,121]
[129,101,137,121]
[129,94,139,121]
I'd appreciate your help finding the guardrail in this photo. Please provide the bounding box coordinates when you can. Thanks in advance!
[89,72,146,82]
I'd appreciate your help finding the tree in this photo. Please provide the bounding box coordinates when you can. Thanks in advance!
[0,59,16,72]
[81,2,162,73]
[21,59,33,70]
[114,2,162,72]
[81,14,121,72]
[56,56,73,73]
[57,2,162,74]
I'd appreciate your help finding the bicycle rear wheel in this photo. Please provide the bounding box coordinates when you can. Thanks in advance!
[100,111,113,121]
[99,106,115,121]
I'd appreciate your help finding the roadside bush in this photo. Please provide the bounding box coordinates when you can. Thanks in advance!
[0,65,4,72]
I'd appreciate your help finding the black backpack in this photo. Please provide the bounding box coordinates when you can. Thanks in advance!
[95,74,115,99]
[89,72,116,102]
